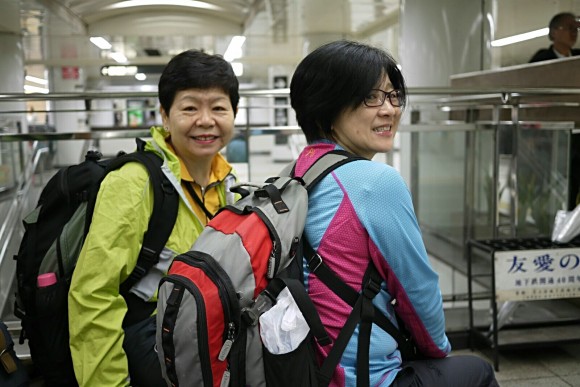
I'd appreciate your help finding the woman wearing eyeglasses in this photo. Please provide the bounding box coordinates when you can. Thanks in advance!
[289,40,499,386]
[529,12,580,62]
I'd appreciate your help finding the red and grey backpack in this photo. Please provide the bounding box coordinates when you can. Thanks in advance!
[156,150,419,387]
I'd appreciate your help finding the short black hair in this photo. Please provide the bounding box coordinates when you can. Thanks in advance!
[548,12,576,40]
[290,40,407,143]
[158,49,240,115]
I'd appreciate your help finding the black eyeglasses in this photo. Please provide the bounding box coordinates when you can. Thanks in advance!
[557,25,580,33]
[363,89,404,108]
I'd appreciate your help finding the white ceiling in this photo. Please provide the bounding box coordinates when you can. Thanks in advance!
[2,0,580,90]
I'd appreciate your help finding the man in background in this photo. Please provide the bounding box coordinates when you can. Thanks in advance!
[529,12,580,210]
[529,12,580,62]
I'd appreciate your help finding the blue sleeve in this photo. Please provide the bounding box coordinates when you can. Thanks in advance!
[344,162,450,354]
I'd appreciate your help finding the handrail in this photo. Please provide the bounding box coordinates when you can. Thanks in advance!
[0,119,575,144]
[0,129,151,142]
[0,142,49,315]
[0,86,577,315]
[0,87,579,102]
[1,88,577,127]
[0,143,47,250]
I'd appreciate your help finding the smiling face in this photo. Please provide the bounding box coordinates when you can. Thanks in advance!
[161,87,235,163]
[331,76,402,159]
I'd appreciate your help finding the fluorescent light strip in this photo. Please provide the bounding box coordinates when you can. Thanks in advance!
[24,85,49,94]
[101,66,138,76]
[90,36,112,50]
[231,62,243,76]
[491,28,548,47]
[110,52,128,63]
[25,75,48,85]
[224,36,246,62]
[104,0,221,11]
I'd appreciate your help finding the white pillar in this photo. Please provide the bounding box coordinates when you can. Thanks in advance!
[0,32,26,133]
[400,0,489,87]
[49,46,88,166]
[397,0,490,184]
[0,8,26,197]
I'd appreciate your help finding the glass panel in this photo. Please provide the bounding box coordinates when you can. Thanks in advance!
[472,126,496,240]
[416,129,466,268]
[0,140,17,193]
[515,127,570,237]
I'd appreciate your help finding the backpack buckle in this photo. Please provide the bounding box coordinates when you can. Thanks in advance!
[241,290,276,326]
[127,265,147,285]
[362,276,381,299]
[307,253,323,273]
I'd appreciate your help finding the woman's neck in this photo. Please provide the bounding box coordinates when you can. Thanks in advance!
[184,157,212,188]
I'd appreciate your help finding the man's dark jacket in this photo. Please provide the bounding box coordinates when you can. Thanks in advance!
[529,45,580,62]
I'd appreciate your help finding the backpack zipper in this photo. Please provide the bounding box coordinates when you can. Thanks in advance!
[252,208,281,278]
[159,275,213,386]
[177,252,241,358]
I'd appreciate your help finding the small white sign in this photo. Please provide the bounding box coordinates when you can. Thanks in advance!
[494,247,580,302]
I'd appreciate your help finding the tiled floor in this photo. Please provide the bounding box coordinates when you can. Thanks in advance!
[453,343,580,387]
[15,340,580,386]
[12,337,580,386]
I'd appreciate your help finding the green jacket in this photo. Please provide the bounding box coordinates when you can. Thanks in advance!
[68,126,237,386]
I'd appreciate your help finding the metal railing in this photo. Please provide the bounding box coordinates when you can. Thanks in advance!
[0,142,49,316]
[0,87,578,314]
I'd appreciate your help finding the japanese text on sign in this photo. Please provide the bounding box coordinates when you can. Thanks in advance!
[494,248,580,302]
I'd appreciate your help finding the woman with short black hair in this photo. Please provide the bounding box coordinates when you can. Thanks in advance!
[69,49,240,387]
[290,40,499,387]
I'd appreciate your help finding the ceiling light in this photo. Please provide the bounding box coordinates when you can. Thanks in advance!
[224,36,246,62]
[90,36,112,50]
[25,75,48,85]
[101,65,138,76]
[135,73,147,81]
[110,52,128,63]
[24,85,49,94]
[104,0,221,11]
[491,28,548,47]
[231,63,243,76]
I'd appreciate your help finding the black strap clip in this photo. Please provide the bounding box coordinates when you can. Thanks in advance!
[362,276,381,299]
[307,253,323,273]
[241,290,276,326]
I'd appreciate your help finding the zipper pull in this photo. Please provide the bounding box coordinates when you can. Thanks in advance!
[218,323,235,361]
[267,241,277,278]
[220,369,231,387]
[289,237,300,258]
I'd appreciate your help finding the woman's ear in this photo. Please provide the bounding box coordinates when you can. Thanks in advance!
[160,106,169,130]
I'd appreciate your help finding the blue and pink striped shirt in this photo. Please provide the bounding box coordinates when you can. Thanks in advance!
[295,141,451,386]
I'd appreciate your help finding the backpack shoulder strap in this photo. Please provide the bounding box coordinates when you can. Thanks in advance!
[298,150,365,191]
[303,241,411,347]
[116,150,179,293]
[85,139,179,293]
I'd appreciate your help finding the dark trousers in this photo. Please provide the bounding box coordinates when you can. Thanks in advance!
[391,354,499,387]
[123,315,166,387]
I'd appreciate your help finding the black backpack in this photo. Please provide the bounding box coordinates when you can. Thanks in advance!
[13,138,179,387]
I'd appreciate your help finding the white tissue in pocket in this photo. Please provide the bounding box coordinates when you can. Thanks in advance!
[259,288,310,354]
